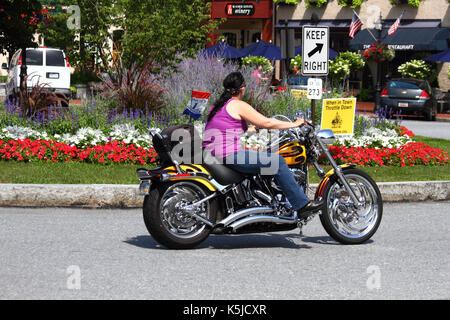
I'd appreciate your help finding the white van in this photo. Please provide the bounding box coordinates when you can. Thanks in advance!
[2,47,71,101]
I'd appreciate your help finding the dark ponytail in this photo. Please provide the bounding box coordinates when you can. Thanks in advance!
[206,71,245,123]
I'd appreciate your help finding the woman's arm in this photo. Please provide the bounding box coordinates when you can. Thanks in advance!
[235,101,305,130]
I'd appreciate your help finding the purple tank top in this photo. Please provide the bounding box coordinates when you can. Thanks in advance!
[202,98,248,158]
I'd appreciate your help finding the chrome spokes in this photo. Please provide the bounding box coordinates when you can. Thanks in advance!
[326,174,379,239]
[160,183,209,239]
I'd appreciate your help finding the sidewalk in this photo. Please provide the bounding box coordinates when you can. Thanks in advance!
[0,181,448,208]
[356,101,450,122]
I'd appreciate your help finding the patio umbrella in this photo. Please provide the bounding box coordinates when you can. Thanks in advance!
[240,40,283,60]
[423,49,450,62]
[294,45,338,59]
[201,41,244,59]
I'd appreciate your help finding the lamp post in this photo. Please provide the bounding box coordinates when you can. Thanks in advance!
[374,13,383,112]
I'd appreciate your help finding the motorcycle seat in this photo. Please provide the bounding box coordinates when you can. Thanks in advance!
[202,163,245,186]
[201,151,245,185]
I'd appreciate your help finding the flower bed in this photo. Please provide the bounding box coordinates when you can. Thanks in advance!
[326,143,449,167]
[0,139,158,165]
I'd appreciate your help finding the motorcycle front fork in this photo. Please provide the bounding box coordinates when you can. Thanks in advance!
[313,137,363,208]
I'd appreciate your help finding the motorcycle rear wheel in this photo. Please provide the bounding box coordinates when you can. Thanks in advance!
[143,181,217,249]
[319,169,383,244]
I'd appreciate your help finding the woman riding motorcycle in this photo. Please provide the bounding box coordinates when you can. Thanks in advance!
[202,71,323,219]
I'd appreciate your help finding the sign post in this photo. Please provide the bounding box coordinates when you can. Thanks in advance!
[302,25,329,125]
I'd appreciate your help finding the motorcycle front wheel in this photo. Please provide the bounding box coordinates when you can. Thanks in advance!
[319,168,383,244]
[143,181,217,249]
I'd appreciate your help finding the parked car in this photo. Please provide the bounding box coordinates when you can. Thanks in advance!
[380,78,437,121]
[276,76,327,93]
[2,47,71,104]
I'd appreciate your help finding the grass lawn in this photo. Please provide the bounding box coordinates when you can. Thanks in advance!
[0,136,448,185]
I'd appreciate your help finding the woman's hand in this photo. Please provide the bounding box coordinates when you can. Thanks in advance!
[293,118,313,127]
[247,125,259,133]
[294,118,306,127]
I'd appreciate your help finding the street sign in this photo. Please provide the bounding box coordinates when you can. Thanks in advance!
[307,78,323,99]
[321,98,357,135]
[301,26,329,76]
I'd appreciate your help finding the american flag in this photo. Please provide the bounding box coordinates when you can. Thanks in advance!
[349,12,363,39]
[388,12,403,36]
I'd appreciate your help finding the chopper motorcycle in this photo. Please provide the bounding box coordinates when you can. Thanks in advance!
[136,113,383,249]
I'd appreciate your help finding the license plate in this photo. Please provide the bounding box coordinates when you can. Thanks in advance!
[398,102,408,107]
[46,72,59,79]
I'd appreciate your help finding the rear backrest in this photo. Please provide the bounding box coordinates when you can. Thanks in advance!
[153,124,202,166]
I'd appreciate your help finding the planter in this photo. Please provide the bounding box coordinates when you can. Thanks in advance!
[74,84,88,100]
[0,83,6,97]
[363,43,396,63]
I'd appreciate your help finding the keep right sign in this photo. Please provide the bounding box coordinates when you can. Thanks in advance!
[302,25,329,76]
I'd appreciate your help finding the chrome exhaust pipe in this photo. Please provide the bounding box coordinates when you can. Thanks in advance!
[216,207,274,228]
[229,212,298,232]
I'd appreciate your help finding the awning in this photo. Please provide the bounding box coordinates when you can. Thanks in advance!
[350,27,449,51]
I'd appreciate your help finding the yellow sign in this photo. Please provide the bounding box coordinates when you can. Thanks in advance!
[291,89,307,99]
[321,98,356,135]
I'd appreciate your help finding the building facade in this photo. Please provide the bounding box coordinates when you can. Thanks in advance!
[274,0,450,91]
[209,0,274,48]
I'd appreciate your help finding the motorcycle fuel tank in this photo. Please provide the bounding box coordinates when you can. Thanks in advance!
[277,141,307,165]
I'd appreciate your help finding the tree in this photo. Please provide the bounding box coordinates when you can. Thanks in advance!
[0,0,43,100]
[118,0,220,71]
[36,0,117,71]
[36,0,219,74]
[0,0,42,56]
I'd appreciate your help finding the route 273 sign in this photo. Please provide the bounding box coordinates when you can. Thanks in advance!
[225,3,255,17]
[302,26,329,76]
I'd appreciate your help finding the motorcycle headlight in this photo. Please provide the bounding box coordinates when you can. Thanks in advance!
[316,129,336,145]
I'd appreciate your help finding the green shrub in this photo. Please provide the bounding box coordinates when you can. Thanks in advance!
[389,0,423,8]
[71,70,101,85]
[338,0,363,8]
[273,0,299,4]
[305,0,328,7]
[398,60,431,79]
[241,56,273,74]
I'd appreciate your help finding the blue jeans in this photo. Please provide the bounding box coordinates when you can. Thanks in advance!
[224,150,310,211]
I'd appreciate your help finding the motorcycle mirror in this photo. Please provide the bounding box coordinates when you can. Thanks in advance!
[306,109,312,120]
[295,110,305,120]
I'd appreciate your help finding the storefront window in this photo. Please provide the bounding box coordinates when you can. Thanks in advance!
[252,33,261,43]
[223,32,237,47]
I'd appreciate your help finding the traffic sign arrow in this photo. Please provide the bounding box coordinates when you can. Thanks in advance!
[307,43,324,58]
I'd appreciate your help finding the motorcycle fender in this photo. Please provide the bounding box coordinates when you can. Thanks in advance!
[161,164,218,192]
[314,164,355,200]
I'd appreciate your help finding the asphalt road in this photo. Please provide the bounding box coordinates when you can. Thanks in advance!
[0,201,449,300]
[400,119,450,140]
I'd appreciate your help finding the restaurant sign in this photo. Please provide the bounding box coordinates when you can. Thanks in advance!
[363,44,414,50]
[225,3,255,16]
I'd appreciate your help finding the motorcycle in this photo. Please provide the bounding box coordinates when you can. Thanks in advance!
[136,112,383,249]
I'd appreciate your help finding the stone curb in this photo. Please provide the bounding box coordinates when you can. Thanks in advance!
[0,181,449,208]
